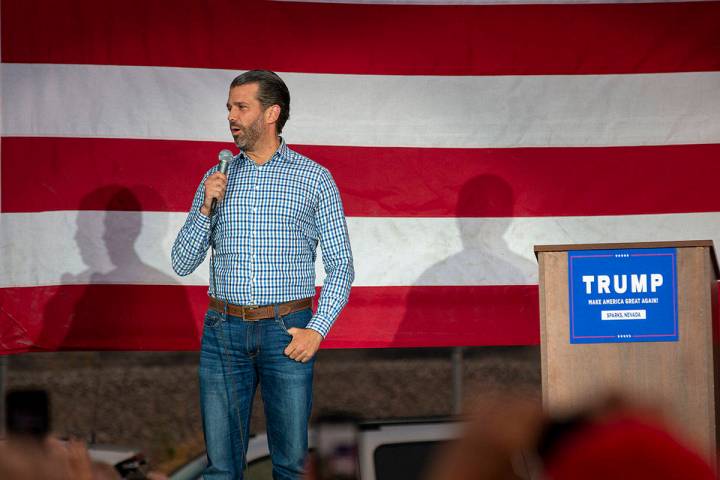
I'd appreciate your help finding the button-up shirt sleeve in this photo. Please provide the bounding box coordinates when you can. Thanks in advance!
[171,172,212,276]
[306,169,355,338]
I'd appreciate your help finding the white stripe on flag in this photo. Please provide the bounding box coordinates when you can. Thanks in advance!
[2,211,720,288]
[3,63,720,148]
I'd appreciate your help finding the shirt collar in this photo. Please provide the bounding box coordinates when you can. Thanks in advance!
[237,137,289,167]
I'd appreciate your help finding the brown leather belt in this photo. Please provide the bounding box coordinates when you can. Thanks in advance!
[209,297,312,321]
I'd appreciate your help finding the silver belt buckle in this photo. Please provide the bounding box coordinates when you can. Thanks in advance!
[243,303,259,321]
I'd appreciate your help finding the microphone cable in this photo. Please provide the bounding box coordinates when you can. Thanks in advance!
[208,151,250,477]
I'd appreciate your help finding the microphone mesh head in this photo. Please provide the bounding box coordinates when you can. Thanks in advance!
[218,149,233,174]
[218,149,233,163]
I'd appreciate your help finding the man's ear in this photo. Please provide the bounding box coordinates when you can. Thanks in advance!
[265,104,280,125]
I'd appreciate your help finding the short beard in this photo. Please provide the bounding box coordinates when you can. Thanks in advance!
[233,115,264,152]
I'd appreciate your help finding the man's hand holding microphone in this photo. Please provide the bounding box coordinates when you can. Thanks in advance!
[200,172,228,217]
[201,150,233,217]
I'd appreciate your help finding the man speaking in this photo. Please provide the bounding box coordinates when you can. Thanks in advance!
[171,70,354,479]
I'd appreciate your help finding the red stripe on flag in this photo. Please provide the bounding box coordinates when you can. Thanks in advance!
[0,284,539,353]
[329,284,540,348]
[3,1,720,75]
[3,137,720,217]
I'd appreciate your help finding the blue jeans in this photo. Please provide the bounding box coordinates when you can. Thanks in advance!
[199,306,315,480]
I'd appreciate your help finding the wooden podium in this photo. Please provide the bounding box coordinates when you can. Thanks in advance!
[535,240,719,464]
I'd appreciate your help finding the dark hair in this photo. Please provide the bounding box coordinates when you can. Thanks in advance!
[230,70,290,133]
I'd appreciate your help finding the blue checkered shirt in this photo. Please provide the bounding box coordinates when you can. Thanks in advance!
[171,140,354,337]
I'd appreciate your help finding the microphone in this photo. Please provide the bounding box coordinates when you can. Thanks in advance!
[210,149,234,215]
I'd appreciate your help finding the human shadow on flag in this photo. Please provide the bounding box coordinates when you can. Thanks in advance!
[395,175,537,347]
[40,186,198,350]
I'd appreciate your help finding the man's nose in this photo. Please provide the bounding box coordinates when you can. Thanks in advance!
[227,108,237,122]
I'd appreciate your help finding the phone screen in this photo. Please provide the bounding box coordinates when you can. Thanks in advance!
[6,390,50,439]
[316,419,359,480]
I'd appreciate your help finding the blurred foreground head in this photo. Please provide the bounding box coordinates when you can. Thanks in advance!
[540,398,715,480]
[425,395,715,480]
[424,396,543,480]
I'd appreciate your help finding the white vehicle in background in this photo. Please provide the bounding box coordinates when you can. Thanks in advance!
[170,418,460,480]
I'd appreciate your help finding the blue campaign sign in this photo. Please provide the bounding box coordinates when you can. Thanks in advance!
[568,248,678,344]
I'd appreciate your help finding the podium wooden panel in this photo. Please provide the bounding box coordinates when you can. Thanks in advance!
[535,240,719,465]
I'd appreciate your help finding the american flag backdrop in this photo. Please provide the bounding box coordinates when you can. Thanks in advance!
[1,0,719,354]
